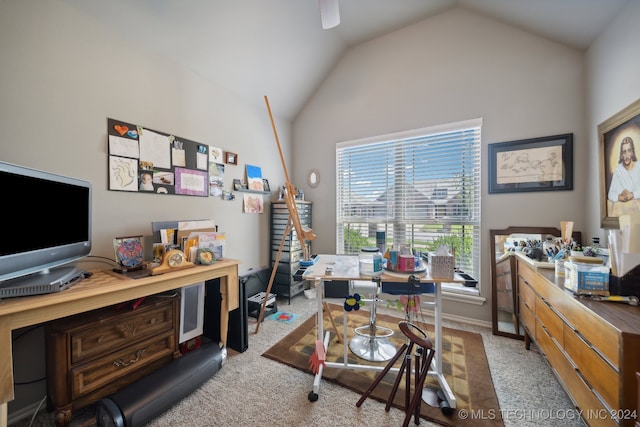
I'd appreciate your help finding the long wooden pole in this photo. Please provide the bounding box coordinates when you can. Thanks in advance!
[255,96,317,333]
[264,96,316,258]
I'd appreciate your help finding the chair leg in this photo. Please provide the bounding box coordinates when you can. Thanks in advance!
[403,350,435,427]
[356,343,408,408]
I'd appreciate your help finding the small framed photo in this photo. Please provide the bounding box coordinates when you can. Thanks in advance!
[262,179,271,192]
[225,152,238,165]
[233,178,243,191]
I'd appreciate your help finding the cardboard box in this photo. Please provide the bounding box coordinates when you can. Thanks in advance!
[564,260,609,295]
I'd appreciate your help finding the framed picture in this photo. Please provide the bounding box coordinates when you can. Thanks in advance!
[488,133,573,194]
[225,152,238,165]
[598,98,640,228]
[233,178,243,191]
[263,179,271,192]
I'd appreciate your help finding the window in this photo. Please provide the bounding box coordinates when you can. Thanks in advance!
[336,118,482,285]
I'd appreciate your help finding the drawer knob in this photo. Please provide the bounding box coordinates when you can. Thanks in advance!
[97,336,105,343]
[149,317,156,325]
[113,348,146,367]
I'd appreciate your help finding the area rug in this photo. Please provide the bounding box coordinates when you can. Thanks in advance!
[263,304,503,427]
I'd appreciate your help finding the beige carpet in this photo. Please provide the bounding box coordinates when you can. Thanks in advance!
[263,304,503,427]
[12,295,584,427]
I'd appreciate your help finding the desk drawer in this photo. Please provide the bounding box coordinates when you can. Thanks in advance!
[71,332,175,399]
[70,303,174,365]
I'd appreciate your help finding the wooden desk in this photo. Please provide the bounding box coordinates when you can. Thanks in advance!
[0,259,239,427]
[303,254,467,409]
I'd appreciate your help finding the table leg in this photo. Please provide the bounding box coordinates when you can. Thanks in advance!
[0,318,13,427]
[310,278,325,400]
[429,282,457,409]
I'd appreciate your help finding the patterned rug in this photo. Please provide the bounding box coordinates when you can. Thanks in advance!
[262,304,503,427]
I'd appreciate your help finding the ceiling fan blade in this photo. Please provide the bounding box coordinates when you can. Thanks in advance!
[319,0,340,29]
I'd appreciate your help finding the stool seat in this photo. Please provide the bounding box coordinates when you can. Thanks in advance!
[348,279,396,362]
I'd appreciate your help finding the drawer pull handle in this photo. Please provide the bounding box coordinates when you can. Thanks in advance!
[97,336,105,343]
[149,317,156,325]
[113,348,146,367]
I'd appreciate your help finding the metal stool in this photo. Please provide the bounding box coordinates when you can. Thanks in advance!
[356,321,436,427]
[348,280,396,362]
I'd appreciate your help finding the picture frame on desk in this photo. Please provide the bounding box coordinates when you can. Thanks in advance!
[598,98,640,228]
[488,133,573,194]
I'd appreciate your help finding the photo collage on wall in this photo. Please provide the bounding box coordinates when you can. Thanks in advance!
[107,118,226,197]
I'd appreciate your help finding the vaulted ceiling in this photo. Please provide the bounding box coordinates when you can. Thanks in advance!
[60,0,629,120]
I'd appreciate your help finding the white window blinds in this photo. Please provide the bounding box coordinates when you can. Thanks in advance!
[336,118,482,277]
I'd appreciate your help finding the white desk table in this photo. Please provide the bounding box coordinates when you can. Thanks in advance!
[302,254,467,408]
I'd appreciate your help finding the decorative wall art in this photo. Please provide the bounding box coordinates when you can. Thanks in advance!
[209,162,225,197]
[108,118,210,197]
[225,152,238,165]
[209,146,224,164]
[246,164,264,191]
[488,133,573,194]
[598,98,640,228]
[243,193,264,214]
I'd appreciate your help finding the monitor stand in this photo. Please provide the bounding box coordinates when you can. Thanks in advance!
[0,266,85,299]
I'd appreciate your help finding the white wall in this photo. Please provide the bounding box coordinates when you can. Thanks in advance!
[294,7,587,321]
[585,0,640,241]
[0,1,289,419]
[0,0,288,275]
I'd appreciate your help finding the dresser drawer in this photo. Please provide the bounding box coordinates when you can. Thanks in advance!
[519,281,536,313]
[535,297,563,345]
[519,296,536,339]
[559,301,620,369]
[71,332,175,399]
[537,323,617,427]
[495,256,513,276]
[563,323,619,411]
[70,303,174,365]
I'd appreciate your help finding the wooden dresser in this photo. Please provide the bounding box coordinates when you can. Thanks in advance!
[45,293,180,427]
[517,256,640,427]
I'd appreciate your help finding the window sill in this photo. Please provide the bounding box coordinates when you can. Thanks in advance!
[441,282,484,305]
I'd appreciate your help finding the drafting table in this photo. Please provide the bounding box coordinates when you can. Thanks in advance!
[302,254,467,409]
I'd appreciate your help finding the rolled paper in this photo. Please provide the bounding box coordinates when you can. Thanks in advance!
[560,221,574,245]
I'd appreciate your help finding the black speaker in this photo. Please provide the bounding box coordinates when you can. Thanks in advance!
[203,277,248,353]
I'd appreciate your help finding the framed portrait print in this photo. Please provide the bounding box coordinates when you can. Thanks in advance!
[598,98,640,228]
[225,152,238,165]
[488,133,573,194]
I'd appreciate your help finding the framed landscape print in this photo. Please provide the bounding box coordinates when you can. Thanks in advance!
[488,134,573,194]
